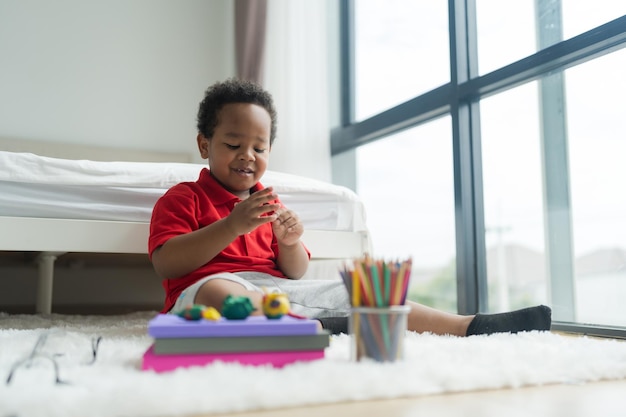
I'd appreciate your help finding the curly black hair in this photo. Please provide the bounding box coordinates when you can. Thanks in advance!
[196,78,278,145]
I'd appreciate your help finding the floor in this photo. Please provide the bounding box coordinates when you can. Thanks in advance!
[207,378,626,417]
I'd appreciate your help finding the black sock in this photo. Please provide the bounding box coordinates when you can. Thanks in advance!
[317,316,348,335]
[466,305,552,336]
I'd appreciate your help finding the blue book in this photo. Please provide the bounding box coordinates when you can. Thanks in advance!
[148,314,319,338]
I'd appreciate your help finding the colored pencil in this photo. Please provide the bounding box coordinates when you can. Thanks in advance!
[351,269,362,360]
[342,257,412,361]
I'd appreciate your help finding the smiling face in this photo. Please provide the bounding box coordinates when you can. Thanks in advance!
[197,103,272,199]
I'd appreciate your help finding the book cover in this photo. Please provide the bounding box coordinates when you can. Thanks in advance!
[141,345,325,371]
[148,314,319,338]
[153,331,330,354]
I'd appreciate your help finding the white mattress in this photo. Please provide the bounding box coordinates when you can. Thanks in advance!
[0,151,367,232]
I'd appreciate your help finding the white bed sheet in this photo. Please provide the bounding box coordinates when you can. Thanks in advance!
[0,151,367,232]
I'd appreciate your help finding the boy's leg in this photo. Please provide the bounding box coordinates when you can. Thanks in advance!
[175,273,328,331]
[405,301,552,336]
[170,273,266,316]
[465,305,552,335]
[195,278,264,316]
[244,276,351,334]
[243,275,351,319]
[406,300,473,336]
[179,274,551,336]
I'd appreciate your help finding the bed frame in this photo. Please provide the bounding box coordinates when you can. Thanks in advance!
[0,217,370,314]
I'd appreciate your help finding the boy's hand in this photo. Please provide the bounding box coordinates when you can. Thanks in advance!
[225,187,280,236]
[272,207,304,246]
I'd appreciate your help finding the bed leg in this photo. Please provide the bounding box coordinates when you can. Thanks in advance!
[35,252,64,315]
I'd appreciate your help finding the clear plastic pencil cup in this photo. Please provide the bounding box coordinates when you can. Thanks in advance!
[349,305,410,362]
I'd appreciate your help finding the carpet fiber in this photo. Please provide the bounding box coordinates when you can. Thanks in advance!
[1,311,626,417]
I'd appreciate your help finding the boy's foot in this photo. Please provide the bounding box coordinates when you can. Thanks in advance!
[466,305,552,336]
[317,316,349,335]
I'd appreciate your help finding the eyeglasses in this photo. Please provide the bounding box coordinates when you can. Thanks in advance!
[6,332,102,385]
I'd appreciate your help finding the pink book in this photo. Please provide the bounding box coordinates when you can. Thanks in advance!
[141,345,325,372]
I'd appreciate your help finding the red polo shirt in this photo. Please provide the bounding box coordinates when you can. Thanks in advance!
[149,168,307,313]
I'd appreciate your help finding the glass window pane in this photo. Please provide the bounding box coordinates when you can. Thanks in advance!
[476,1,536,76]
[481,82,549,313]
[566,49,626,327]
[476,0,626,75]
[481,48,626,327]
[355,117,457,312]
[562,2,626,39]
[354,0,449,121]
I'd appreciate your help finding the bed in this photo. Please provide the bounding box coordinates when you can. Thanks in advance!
[0,150,371,314]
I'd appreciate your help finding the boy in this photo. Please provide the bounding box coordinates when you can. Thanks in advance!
[149,78,552,335]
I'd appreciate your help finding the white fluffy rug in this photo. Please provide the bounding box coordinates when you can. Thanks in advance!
[1,311,626,417]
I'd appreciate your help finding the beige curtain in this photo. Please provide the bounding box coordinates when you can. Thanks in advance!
[235,0,267,84]
[234,0,331,182]
[263,0,331,182]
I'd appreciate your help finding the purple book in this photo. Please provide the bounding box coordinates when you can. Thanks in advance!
[148,314,319,338]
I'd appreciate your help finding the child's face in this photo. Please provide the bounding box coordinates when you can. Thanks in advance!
[197,103,272,199]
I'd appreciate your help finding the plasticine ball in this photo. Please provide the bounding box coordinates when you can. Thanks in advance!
[222,295,256,320]
[177,304,206,321]
[202,306,221,321]
[262,293,291,319]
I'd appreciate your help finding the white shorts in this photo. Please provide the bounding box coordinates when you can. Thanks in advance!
[171,272,350,319]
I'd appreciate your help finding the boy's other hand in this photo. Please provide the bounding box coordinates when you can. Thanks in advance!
[272,207,304,246]
[226,187,280,235]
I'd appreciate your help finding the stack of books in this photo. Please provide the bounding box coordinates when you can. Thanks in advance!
[142,314,330,372]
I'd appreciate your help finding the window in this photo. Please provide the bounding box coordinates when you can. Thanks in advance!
[476,1,536,75]
[481,48,626,326]
[566,49,626,327]
[356,118,457,312]
[476,0,626,75]
[354,0,449,121]
[481,82,548,313]
[333,0,626,336]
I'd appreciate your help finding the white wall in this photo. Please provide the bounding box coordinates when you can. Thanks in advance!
[0,0,235,161]
[0,1,347,314]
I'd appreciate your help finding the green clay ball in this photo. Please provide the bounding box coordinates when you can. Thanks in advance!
[222,295,256,320]
[177,304,206,321]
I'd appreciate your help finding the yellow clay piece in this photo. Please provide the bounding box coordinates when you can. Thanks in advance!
[202,306,222,321]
